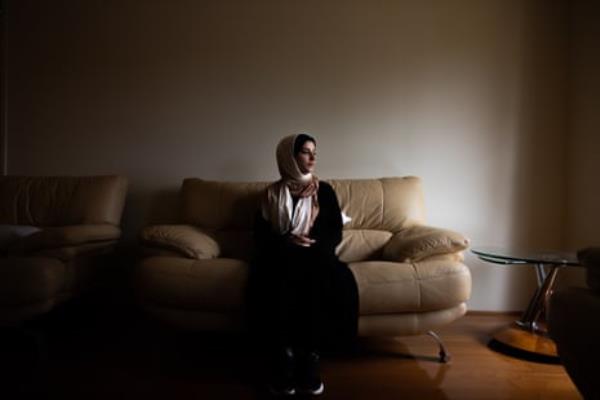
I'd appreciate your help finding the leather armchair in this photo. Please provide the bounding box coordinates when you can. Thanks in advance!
[549,247,600,399]
[0,175,128,325]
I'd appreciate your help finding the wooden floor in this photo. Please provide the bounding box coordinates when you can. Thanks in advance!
[1,304,581,400]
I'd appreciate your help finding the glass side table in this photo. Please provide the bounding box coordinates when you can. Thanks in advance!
[472,247,581,360]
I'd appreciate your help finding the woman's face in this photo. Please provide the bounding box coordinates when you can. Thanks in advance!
[295,140,317,174]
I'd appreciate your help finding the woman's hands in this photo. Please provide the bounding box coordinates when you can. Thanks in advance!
[289,234,316,247]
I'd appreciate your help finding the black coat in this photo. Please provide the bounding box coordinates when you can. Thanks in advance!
[248,181,358,350]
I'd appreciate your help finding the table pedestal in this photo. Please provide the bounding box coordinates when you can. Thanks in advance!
[491,263,562,359]
[492,323,557,357]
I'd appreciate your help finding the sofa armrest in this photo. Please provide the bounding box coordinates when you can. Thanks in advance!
[16,224,121,252]
[139,224,220,260]
[382,225,470,262]
[31,241,118,261]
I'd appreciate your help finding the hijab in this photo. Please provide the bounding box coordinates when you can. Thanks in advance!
[262,134,320,235]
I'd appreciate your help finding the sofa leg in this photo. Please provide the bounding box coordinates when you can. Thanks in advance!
[427,331,450,363]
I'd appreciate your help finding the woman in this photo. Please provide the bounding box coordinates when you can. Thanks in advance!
[249,133,358,396]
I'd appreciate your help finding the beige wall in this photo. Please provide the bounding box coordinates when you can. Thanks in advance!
[6,0,570,311]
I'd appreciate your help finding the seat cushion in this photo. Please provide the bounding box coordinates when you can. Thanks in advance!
[137,255,471,319]
[349,258,471,315]
[136,256,249,312]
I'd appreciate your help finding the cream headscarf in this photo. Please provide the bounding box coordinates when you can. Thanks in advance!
[262,134,320,235]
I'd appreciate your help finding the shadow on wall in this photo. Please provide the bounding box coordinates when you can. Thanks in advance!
[118,157,266,246]
[120,187,180,244]
[505,0,568,301]
[467,0,569,311]
[509,0,567,252]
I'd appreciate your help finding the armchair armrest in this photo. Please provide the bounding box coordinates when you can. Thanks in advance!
[32,241,118,261]
[18,224,121,251]
[383,225,470,262]
[139,224,220,260]
[578,247,600,292]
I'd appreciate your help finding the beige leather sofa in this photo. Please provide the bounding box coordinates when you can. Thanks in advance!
[549,247,600,399]
[137,177,471,358]
[0,175,128,325]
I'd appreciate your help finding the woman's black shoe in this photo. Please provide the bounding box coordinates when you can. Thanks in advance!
[268,347,296,396]
[297,351,324,396]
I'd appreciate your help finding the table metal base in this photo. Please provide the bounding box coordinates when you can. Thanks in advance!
[472,248,579,362]
[491,322,558,359]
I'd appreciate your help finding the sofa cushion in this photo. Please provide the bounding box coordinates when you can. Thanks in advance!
[136,257,248,312]
[0,225,41,252]
[209,228,394,263]
[21,224,121,251]
[329,177,426,231]
[31,241,117,262]
[336,230,392,263]
[180,177,426,233]
[140,225,220,259]
[137,256,471,318]
[349,259,471,315]
[383,225,469,262]
[214,230,254,261]
[0,175,128,226]
[181,180,268,230]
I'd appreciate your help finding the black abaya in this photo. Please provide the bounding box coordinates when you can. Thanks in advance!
[247,181,358,351]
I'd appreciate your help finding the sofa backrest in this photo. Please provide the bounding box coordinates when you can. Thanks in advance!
[0,175,128,227]
[328,178,426,231]
[180,177,426,262]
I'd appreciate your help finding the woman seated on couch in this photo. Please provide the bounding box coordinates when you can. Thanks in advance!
[249,133,358,396]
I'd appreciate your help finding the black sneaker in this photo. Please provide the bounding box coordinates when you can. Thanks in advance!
[268,347,296,396]
[297,351,324,396]
[268,381,296,396]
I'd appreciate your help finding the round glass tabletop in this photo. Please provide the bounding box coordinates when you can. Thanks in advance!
[472,247,580,266]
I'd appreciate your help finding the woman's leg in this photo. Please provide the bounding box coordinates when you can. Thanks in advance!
[290,258,330,396]
[263,265,303,395]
